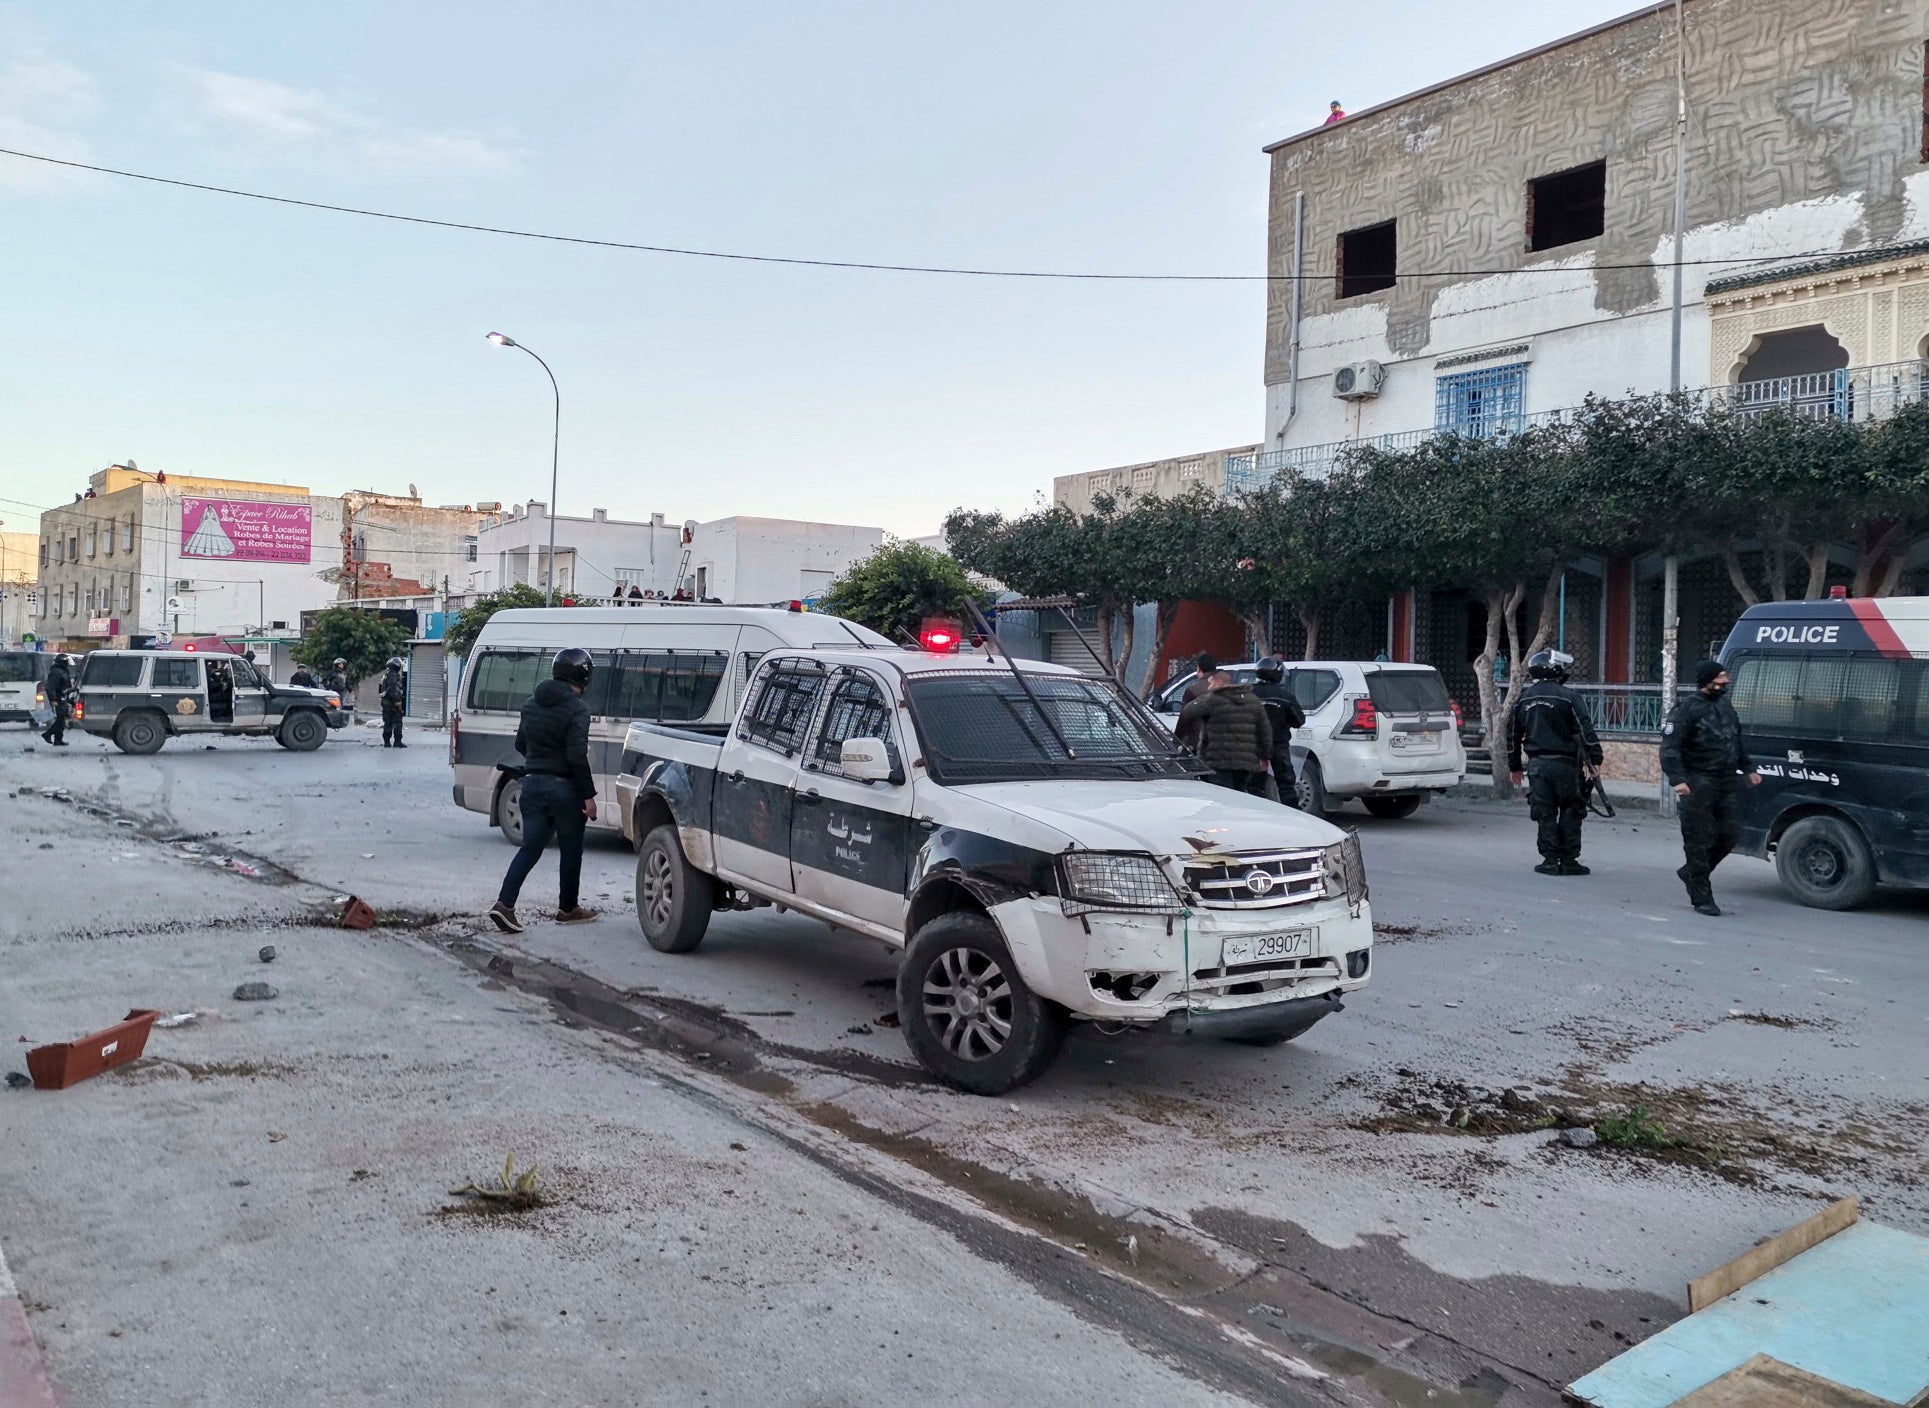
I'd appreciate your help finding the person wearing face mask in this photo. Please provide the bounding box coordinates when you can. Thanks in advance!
[1660,660,1763,916]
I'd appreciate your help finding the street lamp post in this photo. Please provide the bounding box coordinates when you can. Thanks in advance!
[486,332,562,605]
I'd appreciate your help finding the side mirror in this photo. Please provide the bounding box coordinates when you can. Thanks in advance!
[841,737,898,784]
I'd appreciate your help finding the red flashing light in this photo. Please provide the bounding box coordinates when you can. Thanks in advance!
[1829,585,1848,599]
[183,643,197,652]
[1449,699,1464,730]
[788,599,805,613]
[1339,695,1378,737]
[918,616,962,654]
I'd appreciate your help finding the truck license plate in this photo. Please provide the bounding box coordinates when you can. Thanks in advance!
[1221,929,1314,967]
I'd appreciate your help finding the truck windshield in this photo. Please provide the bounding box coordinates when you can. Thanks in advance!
[905,672,1195,783]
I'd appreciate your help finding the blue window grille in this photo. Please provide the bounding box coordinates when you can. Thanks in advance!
[1435,363,1526,438]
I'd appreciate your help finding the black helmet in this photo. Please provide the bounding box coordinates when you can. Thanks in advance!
[1526,648,1574,682]
[385,656,404,671]
[552,647,593,688]
[1256,656,1285,683]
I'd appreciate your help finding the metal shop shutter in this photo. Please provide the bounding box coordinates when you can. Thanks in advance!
[407,641,447,722]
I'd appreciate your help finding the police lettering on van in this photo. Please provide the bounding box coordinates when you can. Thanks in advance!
[1719,595,1929,912]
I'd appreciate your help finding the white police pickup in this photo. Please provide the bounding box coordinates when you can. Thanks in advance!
[614,647,1373,1093]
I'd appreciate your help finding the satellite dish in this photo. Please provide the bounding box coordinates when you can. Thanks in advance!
[409,482,419,498]
[125,459,138,472]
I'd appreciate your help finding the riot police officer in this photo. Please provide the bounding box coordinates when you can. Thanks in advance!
[40,652,75,747]
[1251,657,1306,807]
[1506,648,1603,875]
[378,656,408,747]
[323,657,350,698]
[1661,661,1762,916]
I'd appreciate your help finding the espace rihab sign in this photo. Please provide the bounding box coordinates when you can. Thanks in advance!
[179,498,312,564]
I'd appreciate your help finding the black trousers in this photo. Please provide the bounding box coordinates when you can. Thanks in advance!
[1209,769,1267,796]
[43,702,69,742]
[497,775,587,912]
[1525,757,1585,862]
[381,704,404,745]
[1677,774,1741,903]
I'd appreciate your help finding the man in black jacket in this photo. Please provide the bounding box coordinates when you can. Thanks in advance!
[40,653,74,746]
[1507,648,1604,875]
[377,657,408,748]
[1176,672,1273,795]
[1661,660,1762,916]
[1251,657,1305,807]
[490,647,600,933]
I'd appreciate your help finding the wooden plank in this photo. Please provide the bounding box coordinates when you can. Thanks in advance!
[1689,1197,1860,1313]
[1669,1355,1894,1407]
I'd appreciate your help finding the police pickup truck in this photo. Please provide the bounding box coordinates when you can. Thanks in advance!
[614,646,1373,1093]
[76,649,348,753]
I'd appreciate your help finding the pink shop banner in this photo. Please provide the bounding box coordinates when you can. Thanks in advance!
[179,498,312,564]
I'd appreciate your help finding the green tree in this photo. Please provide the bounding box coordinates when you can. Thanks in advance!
[294,607,410,687]
[947,502,1134,673]
[818,539,978,640]
[442,583,550,660]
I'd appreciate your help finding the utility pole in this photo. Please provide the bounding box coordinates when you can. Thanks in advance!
[1659,0,1688,818]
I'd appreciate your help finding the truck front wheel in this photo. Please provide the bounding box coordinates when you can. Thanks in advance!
[636,824,715,953]
[898,913,1065,1095]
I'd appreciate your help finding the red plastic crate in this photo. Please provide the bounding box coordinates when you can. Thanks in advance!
[25,1009,160,1090]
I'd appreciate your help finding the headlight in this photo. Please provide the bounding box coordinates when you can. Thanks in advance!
[1059,852,1184,916]
[1322,833,1368,906]
[326,694,340,707]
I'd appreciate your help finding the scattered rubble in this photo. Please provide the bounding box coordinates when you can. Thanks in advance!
[232,982,279,1002]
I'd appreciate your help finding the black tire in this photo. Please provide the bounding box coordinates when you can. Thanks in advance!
[113,712,167,755]
[277,710,327,751]
[1775,815,1877,911]
[1296,755,1333,816]
[1363,794,1423,820]
[497,777,524,846]
[636,824,715,953]
[897,912,1066,1095]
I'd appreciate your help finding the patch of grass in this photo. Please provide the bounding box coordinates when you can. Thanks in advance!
[446,1151,548,1214]
[1595,1104,1677,1151]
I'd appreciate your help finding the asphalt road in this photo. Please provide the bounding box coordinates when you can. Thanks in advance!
[4,720,1925,1404]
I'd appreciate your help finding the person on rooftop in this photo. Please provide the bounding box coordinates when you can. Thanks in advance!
[1324,101,1346,124]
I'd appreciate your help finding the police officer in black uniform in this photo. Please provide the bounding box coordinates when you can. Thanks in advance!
[1251,656,1306,807]
[1661,660,1762,916]
[41,652,75,747]
[378,656,408,747]
[1506,648,1603,875]
[323,657,350,698]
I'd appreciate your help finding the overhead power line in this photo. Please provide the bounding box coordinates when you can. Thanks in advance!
[0,145,1902,285]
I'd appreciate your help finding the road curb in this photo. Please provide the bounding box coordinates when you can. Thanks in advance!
[0,1242,59,1408]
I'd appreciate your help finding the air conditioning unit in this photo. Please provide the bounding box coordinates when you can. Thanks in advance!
[175,579,193,592]
[1332,361,1386,400]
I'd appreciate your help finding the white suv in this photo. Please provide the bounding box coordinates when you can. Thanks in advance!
[1148,661,1466,818]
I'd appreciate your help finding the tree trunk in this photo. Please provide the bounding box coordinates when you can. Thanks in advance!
[1493,581,1529,793]
[1473,585,1516,797]
[1875,531,1918,597]
[1721,546,1762,609]
[1802,542,1830,599]
[1852,522,1903,598]
[1768,542,1789,602]
[1114,602,1136,685]
[1299,606,1322,660]
[1242,610,1273,660]
[1093,601,1116,673]
[1137,601,1182,696]
[1524,566,1562,662]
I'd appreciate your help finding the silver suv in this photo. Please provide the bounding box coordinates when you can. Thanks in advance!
[76,650,348,754]
[1148,661,1467,817]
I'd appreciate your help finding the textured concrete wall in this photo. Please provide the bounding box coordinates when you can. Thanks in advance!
[1264,0,1928,379]
[1051,445,1259,515]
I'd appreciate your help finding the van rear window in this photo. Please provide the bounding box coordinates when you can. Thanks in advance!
[1366,670,1451,713]
[0,654,45,683]
[467,650,546,712]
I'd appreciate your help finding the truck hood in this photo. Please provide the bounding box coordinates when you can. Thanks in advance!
[953,778,1347,857]
[270,685,339,703]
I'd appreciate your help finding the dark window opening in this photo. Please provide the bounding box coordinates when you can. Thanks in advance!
[1526,160,1606,251]
[1337,221,1397,298]
[1922,42,1928,163]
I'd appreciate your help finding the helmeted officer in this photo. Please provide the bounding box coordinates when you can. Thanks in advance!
[41,652,75,747]
[1661,660,1763,916]
[1507,648,1603,875]
[1251,656,1306,807]
[323,657,350,698]
[378,656,408,747]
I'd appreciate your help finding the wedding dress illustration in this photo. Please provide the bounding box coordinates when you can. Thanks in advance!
[183,503,238,558]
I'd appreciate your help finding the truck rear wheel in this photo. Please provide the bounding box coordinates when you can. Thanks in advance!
[113,712,167,755]
[277,710,326,751]
[1363,795,1421,820]
[1296,756,1332,815]
[898,913,1065,1095]
[496,777,524,846]
[636,824,715,953]
[1775,815,1877,911]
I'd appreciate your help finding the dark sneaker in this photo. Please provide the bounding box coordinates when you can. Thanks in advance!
[555,907,600,925]
[1534,861,1563,876]
[488,901,524,934]
[1561,861,1592,876]
[1693,900,1722,917]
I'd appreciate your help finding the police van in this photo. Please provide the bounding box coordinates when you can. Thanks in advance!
[449,604,897,842]
[1721,595,1929,910]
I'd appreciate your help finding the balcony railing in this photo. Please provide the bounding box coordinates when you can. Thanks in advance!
[1226,359,1928,492]
[1570,684,1699,737]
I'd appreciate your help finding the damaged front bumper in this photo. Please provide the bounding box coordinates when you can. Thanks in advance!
[1156,991,1342,1041]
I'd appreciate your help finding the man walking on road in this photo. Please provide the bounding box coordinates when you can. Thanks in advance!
[1177,671,1273,796]
[40,652,74,747]
[1661,661,1762,916]
[1251,656,1305,807]
[378,657,408,748]
[1507,648,1603,875]
[490,647,601,933]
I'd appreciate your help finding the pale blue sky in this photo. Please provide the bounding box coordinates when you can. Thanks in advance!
[1,0,1635,536]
